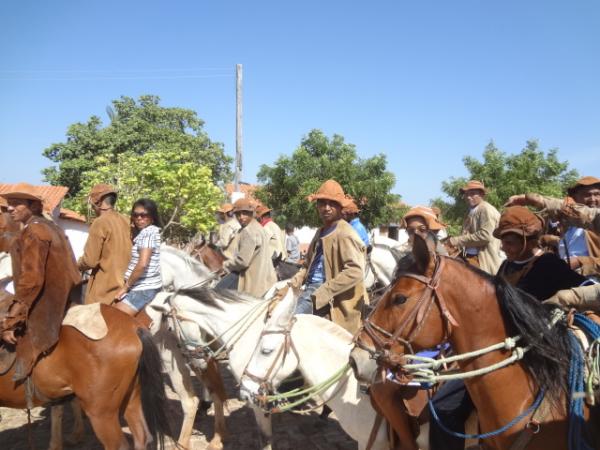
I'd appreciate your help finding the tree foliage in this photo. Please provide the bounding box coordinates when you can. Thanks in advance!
[66,149,222,241]
[256,129,400,227]
[43,95,232,196]
[432,140,579,234]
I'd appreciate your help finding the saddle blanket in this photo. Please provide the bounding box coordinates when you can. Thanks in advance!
[62,303,108,340]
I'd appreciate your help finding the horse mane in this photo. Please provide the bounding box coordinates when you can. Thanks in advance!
[492,276,570,405]
[177,286,264,310]
[161,244,213,278]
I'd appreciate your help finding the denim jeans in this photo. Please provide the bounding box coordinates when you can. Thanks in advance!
[294,282,322,315]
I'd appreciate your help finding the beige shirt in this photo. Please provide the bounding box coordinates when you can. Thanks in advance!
[223,219,277,298]
[450,200,504,275]
[78,210,132,304]
[216,217,241,259]
[262,220,285,258]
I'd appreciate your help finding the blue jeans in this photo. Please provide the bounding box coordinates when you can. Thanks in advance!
[122,288,160,312]
[294,282,322,315]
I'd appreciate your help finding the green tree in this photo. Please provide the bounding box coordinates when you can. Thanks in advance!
[432,140,579,234]
[256,129,400,227]
[68,149,222,241]
[43,95,232,196]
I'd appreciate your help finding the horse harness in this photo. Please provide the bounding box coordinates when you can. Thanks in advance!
[357,256,459,371]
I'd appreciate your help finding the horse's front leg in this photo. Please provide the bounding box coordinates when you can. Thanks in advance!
[65,398,85,446]
[48,405,64,450]
[192,359,228,450]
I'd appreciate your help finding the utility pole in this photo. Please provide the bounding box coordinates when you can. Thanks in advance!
[234,63,242,193]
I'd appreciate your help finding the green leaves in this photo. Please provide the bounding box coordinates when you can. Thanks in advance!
[42,95,232,196]
[257,129,400,227]
[63,146,222,241]
[433,140,579,233]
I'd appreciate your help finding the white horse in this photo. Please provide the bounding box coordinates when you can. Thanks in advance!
[161,285,386,449]
[367,233,409,288]
[238,291,388,450]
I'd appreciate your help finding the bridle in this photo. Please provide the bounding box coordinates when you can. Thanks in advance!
[356,256,459,371]
[242,316,300,405]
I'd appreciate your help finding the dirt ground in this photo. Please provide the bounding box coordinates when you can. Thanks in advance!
[0,363,358,450]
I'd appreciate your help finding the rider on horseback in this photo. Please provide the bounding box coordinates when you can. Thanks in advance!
[0,183,80,381]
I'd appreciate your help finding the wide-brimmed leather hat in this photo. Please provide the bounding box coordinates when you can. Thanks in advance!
[306,180,349,207]
[567,176,600,197]
[256,204,272,217]
[459,180,488,194]
[0,182,44,203]
[232,198,256,213]
[217,203,234,214]
[493,206,544,239]
[89,183,117,205]
[402,206,446,231]
[342,196,360,214]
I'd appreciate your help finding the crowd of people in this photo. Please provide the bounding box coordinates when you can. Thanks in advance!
[1,174,600,447]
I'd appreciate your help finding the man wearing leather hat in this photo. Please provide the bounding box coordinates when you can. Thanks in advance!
[78,183,132,304]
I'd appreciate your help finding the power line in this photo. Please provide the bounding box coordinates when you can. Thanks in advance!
[0,74,233,81]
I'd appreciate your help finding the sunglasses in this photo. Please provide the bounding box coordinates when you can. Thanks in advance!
[132,212,150,219]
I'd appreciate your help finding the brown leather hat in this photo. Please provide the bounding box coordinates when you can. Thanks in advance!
[232,198,256,213]
[402,206,446,231]
[89,183,117,205]
[342,197,360,214]
[306,180,348,207]
[0,197,7,209]
[459,180,488,194]
[0,182,44,203]
[567,176,600,196]
[217,203,234,214]
[256,204,272,217]
[493,206,544,239]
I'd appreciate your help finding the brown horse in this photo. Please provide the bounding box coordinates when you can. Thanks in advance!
[0,293,171,450]
[351,233,599,450]
[193,240,225,273]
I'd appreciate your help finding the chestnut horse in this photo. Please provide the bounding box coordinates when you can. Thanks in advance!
[351,233,599,450]
[191,239,225,273]
[0,291,171,450]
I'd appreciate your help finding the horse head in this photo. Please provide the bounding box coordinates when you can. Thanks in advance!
[351,232,456,384]
[238,288,298,406]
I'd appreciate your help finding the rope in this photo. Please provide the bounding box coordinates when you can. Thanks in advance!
[568,313,599,450]
[262,364,351,413]
[428,388,545,440]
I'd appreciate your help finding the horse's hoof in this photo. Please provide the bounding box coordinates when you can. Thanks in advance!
[207,442,224,450]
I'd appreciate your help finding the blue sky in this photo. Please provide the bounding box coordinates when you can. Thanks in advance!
[1,0,599,205]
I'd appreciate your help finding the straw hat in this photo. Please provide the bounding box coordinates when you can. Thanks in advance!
[217,203,234,214]
[306,180,349,206]
[256,204,272,217]
[232,198,256,213]
[402,206,446,231]
[567,176,600,197]
[89,183,117,205]
[493,206,544,239]
[459,180,488,194]
[0,182,44,203]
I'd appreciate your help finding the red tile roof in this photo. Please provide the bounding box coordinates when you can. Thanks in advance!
[225,182,260,202]
[0,183,68,212]
[59,208,87,223]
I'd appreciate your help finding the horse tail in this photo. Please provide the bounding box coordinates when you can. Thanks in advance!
[136,327,172,449]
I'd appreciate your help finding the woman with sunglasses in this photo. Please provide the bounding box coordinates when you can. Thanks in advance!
[114,198,162,316]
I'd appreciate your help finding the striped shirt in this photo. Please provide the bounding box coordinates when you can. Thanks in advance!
[125,225,162,290]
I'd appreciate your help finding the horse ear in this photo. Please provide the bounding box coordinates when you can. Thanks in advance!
[412,232,434,274]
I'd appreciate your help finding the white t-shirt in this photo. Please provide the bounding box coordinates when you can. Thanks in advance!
[125,225,162,290]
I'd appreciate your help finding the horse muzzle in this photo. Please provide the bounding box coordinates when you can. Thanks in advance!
[349,346,378,384]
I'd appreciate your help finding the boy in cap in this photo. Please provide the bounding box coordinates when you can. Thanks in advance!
[290,180,367,335]
[78,184,132,304]
[220,198,277,297]
[446,180,503,274]
[342,197,370,248]
[0,183,80,380]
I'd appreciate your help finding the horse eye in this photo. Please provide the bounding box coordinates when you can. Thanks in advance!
[391,294,408,306]
[261,347,274,356]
